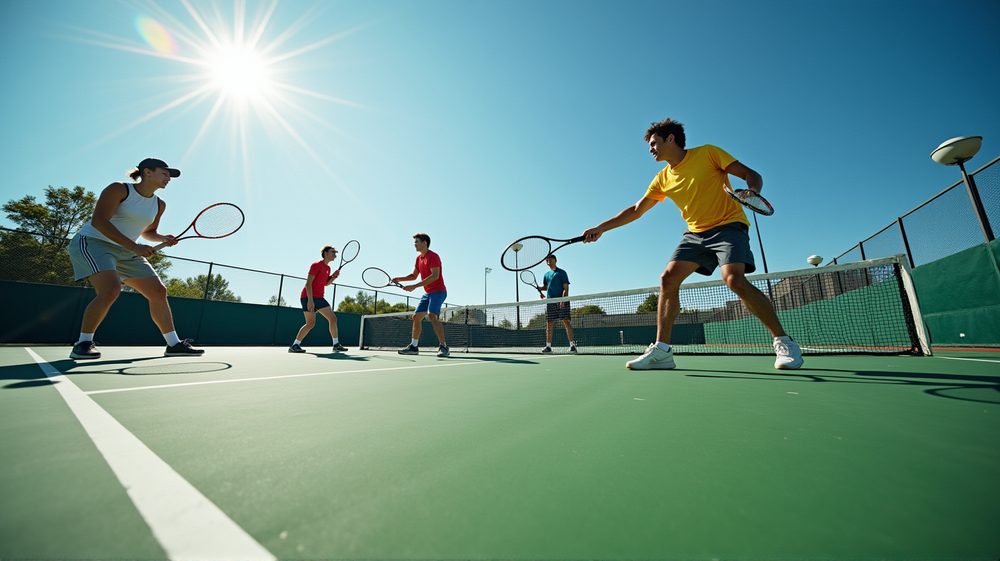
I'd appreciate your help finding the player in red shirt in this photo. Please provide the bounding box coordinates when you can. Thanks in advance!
[289,245,347,353]
[392,232,449,357]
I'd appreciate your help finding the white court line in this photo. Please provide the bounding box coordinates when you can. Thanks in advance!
[83,354,573,395]
[933,356,1000,364]
[26,348,275,561]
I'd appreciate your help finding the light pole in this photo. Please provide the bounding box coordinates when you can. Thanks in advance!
[484,267,491,305]
[511,243,523,328]
[807,255,823,267]
[931,136,993,242]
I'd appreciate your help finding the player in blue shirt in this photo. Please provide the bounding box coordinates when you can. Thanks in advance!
[540,254,577,354]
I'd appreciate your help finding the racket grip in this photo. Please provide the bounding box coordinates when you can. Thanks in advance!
[151,241,168,251]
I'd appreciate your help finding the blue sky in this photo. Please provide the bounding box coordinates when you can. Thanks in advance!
[1,0,998,309]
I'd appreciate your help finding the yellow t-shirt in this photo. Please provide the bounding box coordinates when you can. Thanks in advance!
[644,144,750,233]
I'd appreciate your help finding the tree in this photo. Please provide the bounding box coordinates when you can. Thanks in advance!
[572,305,605,316]
[165,273,242,302]
[336,291,414,315]
[3,186,97,249]
[637,293,658,314]
[268,295,289,306]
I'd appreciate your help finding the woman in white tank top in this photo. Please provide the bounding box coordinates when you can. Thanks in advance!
[67,158,204,359]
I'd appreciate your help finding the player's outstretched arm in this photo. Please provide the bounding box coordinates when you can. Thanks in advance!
[725,161,763,195]
[583,197,657,243]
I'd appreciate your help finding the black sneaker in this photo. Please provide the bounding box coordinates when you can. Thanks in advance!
[398,344,419,355]
[541,347,552,354]
[70,340,101,360]
[437,344,450,357]
[569,343,578,355]
[289,344,305,353]
[165,339,205,356]
[332,343,348,352]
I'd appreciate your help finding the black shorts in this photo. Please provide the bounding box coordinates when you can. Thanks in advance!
[301,297,331,311]
[670,222,756,276]
[546,302,571,322]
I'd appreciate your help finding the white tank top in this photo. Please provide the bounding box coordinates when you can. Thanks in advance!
[77,183,161,244]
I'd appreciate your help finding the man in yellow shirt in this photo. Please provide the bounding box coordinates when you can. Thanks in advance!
[583,118,803,370]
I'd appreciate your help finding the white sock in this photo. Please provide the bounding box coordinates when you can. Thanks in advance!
[411,338,419,347]
[774,336,792,342]
[332,338,339,344]
[570,341,577,346]
[545,343,552,349]
[164,331,181,347]
[77,333,94,344]
[657,342,671,352]
[294,339,302,346]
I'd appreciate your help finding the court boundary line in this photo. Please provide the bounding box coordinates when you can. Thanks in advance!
[25,348,276,561]
[83,354,574,395]
[933,356,1000,364]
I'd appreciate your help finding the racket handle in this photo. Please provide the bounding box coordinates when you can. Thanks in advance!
[151,241,168,251]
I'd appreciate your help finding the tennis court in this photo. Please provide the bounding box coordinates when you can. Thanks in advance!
[1,344,997,560]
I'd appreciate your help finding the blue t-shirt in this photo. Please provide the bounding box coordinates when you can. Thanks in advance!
[543,268,570,299]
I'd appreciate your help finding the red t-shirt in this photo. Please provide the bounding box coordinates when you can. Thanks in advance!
[415,250,446,293]
[300,261,331,298]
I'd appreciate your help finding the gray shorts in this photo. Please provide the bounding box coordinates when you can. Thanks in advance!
[670,222,756,276]
[68,234,158,281]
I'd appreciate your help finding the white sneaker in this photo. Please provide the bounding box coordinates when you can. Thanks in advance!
[774,338,803,369]
[626,343,675,370]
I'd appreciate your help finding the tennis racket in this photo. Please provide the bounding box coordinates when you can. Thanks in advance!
[362,267,403,289]
[724,186,774,216]
[153,203,245,250]
[336,240,360,272]
[519,270,545,297]
[501,235,584,271]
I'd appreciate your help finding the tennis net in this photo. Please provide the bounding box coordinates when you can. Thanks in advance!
[359,255,930,356]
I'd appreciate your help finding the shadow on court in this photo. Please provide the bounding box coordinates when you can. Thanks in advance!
[0,357,234,389]
[686,368,1000,405]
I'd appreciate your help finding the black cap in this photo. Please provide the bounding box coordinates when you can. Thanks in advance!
[137,158,180,177]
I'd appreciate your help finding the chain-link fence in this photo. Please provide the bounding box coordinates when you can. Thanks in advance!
[832,155,999,267]
[0,227,459,315]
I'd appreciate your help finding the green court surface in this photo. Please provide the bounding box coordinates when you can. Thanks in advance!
[1,345,997,560]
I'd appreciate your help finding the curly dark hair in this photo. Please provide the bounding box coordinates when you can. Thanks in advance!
[644,118,686,149]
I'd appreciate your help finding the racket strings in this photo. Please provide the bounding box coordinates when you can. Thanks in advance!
[502,237,551,270]
[340,240,360,263]
[192,204,245,237]
[519,270,538,287]
[362,267,392,288]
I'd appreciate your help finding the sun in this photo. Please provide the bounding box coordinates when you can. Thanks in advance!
[66,0,367,186]
[205,44,272,101]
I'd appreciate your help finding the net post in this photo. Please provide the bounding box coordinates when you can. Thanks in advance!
[897,218,916,269]
[895,254,932,356]
[959,162,995,242]
[195,262,214,344]
[358,314,368,350]
[270,274,285,345]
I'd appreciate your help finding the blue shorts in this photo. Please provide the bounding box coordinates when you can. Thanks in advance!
[415,291,447,316]
[300,297,331,312]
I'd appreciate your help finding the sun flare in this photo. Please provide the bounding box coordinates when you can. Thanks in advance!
[68,0,368,190]
[205,44,271,100]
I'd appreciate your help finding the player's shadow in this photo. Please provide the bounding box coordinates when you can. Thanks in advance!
[308,352,371,362]
[368,353,537,365]
[685,368,1000,405]
[1,357,233,389]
